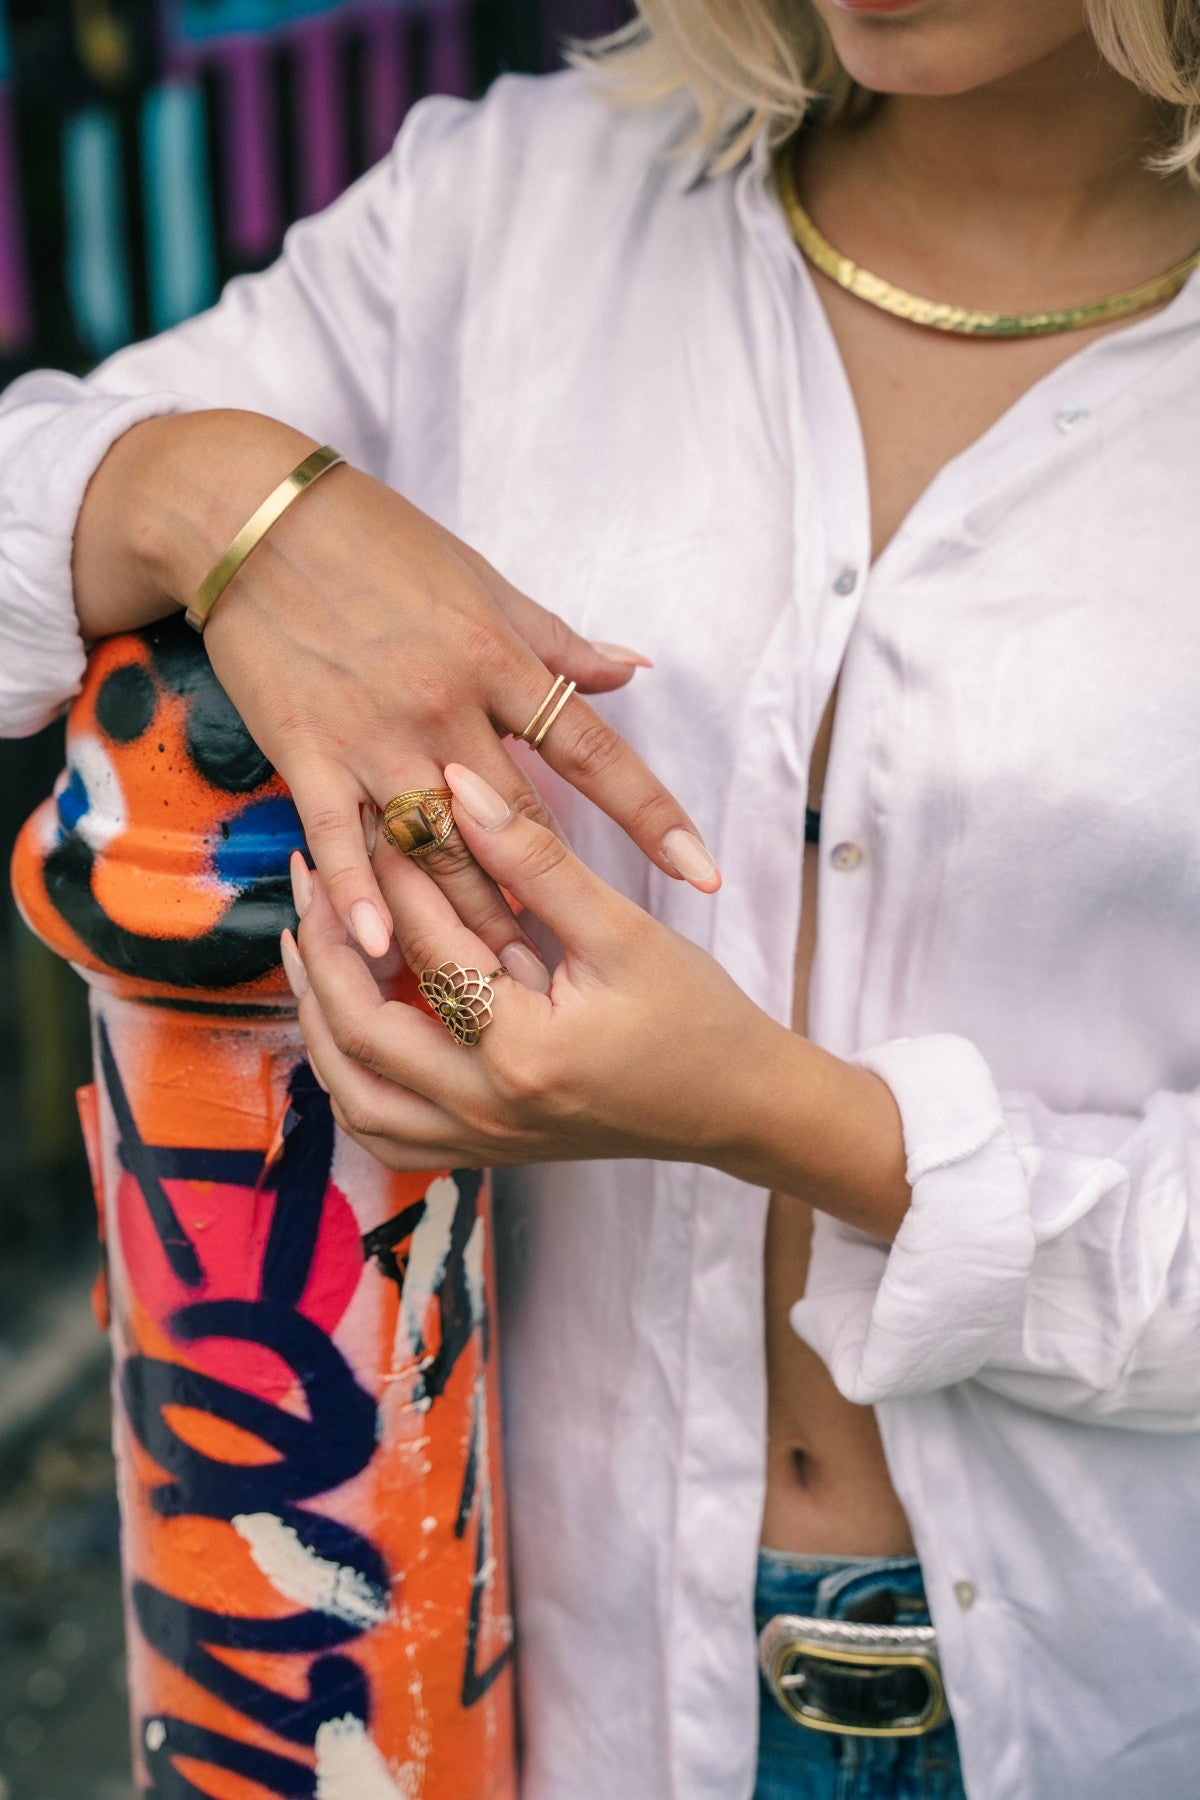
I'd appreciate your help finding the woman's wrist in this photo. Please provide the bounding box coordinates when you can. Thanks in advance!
[73,409,315,639]
[710,1018,911,1240]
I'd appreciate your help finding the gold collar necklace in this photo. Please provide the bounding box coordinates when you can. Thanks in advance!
[773,146,1200,339]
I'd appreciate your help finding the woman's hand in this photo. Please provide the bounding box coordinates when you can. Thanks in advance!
[287,765,911,1240]
[73,410,719,981]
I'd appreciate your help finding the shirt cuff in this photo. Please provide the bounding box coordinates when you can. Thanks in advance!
[789,1033,1036,1403]
[0,379,203,737]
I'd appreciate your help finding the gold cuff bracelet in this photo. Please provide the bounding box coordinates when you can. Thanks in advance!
[185,444,346,633]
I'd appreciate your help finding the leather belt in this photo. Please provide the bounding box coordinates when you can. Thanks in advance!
[758,1613,947,1739]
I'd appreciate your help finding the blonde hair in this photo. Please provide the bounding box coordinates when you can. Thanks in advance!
[571,0,1200,179]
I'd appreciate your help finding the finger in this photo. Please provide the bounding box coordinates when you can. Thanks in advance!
[287,756,394,957]
[370,757,550,989]
[448,541,652,694]
[496,663,721,893]
[293,877,473,1103]
[326,1109,473,1173]
[443,762,630,956]
[373,840,549,1031]
[295,966,460,1153]
[491,581,653,694]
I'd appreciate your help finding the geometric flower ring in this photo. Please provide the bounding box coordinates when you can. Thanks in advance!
[417,961,507,1047]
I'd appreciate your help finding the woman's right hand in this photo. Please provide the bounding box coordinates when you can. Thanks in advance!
[73,408,719,974]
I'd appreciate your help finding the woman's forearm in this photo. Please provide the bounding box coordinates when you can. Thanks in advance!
[712,1022,912,1241]
[71,408,316,638]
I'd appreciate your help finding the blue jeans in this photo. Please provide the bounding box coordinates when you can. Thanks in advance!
[755,1552,968,1800]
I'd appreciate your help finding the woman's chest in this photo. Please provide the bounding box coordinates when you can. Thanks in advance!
[813,275,1161,562]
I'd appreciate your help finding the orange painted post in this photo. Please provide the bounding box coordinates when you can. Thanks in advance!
[11,620,516,1800]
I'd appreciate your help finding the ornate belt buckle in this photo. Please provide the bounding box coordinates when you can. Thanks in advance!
[759,1613,947,1739]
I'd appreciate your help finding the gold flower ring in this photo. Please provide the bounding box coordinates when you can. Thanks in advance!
[418,962,507,1047]
[382,788,455,857]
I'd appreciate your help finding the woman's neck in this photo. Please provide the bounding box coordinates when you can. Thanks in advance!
[802,43,1200,292]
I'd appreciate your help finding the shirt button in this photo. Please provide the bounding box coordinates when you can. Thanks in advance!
[1055,406,1089,433]
[832,566,859,595]
[954,1581,977,1611]
[829,841,862,871]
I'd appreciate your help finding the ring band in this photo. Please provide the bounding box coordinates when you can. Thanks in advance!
[521,675,577,753]
[418,962,507,1046]
[382,789,455,857]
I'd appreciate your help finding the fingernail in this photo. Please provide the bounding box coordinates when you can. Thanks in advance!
[662,827,721,891]
[363,802,379,857]
[445,764,511,831]
[591,640,654,669]
[499,940,551,994]
[290,852,313,919]
[280,929,308,998]
[351,899,391,958]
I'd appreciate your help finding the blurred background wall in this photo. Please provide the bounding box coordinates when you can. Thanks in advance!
[0,3,616,1790]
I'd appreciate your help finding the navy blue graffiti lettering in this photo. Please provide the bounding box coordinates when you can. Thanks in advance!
[457,1391,513,1709]
[99,1018,203,1287]
[361,1198,428,1291]
[141,1714,316,1799]
[362,1167,486,1402]
[259,1063,333,1308]
[124,1298,376,1517]
[105,1049,387,1794]
[134,1580,369,1746]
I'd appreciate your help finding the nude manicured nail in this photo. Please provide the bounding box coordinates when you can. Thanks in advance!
[280,929,308,998]
[445,764,511,830]
[351,900,391,958]
[500,941,551,993]
[290,852,313,919]
[662,827,720,890]
[591,641,654,668]
[362,802,379,857]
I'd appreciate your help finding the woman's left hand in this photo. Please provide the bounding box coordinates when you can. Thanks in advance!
[287,763,780,1174]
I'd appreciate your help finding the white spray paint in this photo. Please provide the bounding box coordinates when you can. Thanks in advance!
[62,734,127,853]
[232,1512,388,1630]
[397,1174,459,1357]
[314,1714,417,1799]
[463,1212,485,1331]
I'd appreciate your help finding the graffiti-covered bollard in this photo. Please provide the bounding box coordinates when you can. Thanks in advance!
[11,618,516,1799]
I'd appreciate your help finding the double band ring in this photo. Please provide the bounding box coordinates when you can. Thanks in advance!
[521,675,577,753]
[383,789,455,857]
[419,962,507,1046]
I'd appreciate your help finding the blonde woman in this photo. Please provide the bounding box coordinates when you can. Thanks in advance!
[3,0,1200,1792]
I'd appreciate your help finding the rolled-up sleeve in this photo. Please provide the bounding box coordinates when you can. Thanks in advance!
[791,1032,1200,1431]
[0,380,206,734]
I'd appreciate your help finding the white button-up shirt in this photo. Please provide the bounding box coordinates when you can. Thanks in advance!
[3,68,1200,1800]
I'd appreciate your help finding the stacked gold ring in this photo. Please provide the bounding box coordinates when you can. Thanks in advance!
[521,675,577,752]
[382,788,455,857]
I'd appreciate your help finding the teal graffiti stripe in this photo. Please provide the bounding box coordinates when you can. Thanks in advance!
[64,109,133,359]
[167,0,343,46]
[141,82,218,333]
